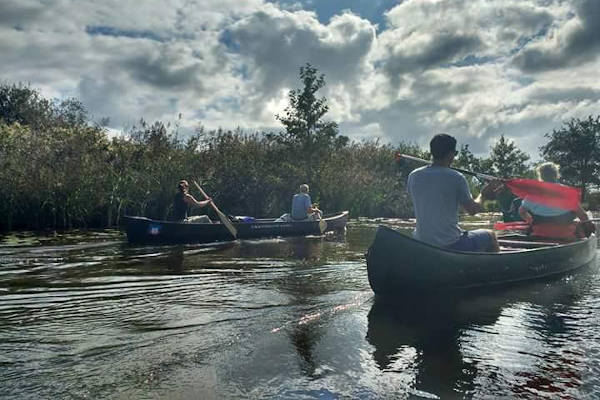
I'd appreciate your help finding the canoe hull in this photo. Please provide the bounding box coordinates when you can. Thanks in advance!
[367,226,597,296]
[122,211,348,244]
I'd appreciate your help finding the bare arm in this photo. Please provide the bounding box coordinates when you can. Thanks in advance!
[575,204,590,222]
[461,180,504,216]
[184,193,211,208]
[462,197,485,215]
[519,206,533,223]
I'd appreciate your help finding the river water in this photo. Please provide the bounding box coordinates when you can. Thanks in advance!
[1,219,600,399]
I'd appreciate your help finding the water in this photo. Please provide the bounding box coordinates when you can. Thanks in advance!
[1,219,600,399]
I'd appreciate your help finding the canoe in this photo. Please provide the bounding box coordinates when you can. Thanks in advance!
[122,211,349,244]
[366,225,597,296]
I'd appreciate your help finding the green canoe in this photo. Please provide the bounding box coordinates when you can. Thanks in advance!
[366,226,597,296]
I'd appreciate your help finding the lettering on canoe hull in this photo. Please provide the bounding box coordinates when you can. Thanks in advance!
[250,224,294,230]
[528,263,548,273]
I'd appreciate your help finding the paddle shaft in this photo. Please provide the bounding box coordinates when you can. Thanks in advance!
[194,183,222,214]
[192,181,237,238]
[398,154,497,181]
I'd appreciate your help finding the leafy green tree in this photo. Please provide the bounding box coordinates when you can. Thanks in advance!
[269,64,348,189]
[540,116,600,197]
[489,135,530,178]
[454,144,481,172]
[0,83,88,130]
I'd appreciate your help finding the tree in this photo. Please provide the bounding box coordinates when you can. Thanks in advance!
[0,82,88,130]
[269,64,348,186]
[540,116,600,197]
[489,135,530,179]
[454,144,483,172]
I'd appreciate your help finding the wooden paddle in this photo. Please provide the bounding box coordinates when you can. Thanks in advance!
[397,153,581,211]
[398,153,496,180]
[193,181,237,238]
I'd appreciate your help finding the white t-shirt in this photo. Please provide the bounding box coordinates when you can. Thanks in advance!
[291,192,311,220]
[407,165,473,246]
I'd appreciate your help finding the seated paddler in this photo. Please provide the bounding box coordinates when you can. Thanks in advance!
[291,184,323,221]
[518,163,595,240]
[406,133,503,252]
[173,180,213,223]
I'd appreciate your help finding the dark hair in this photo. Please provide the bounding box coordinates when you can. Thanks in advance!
[430,134,457,160]
[178,180,189,191]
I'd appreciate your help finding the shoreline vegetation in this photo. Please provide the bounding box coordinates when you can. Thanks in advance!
[2,65,599,231]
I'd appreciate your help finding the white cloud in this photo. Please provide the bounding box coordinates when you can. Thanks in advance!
[0,0,598,157]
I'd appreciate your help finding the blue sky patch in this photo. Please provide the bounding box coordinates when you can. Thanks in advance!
[268,0,400,28]
[85,25,165,42]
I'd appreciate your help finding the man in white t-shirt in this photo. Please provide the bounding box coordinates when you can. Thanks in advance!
[405,134,502,252]
[291,184,322,221]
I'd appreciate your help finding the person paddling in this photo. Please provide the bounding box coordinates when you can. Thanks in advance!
[173,180,212,222]
[519,163,595,239]
[402,134,503,252]
[291,184,322,221]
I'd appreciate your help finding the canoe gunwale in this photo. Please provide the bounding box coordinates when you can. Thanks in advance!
[123,211,347,226]
[378,226,592,255]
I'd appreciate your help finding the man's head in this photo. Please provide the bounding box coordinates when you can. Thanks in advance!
[178,180,189,192]
[430,134,457,162]
[299,184,309,193]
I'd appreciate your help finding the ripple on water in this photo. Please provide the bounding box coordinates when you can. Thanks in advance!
[1,224,600,399]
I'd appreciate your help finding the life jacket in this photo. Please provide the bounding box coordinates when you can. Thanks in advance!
[530,212,577,240]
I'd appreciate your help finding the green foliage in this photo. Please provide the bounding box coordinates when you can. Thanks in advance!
[489,135,530,178]
[540,116,600,196]
[0,82,88,130]
[268,64,349,191]
[2,77,599,231]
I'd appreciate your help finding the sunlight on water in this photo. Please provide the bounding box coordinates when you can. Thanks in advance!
[1,219,599,399]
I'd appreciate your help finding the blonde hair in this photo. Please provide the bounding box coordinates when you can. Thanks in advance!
[536,162,560,182]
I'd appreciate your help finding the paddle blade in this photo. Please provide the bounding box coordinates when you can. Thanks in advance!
[493,221,530,231]
[216,208,237,238]
[318,219,327,233]
[505,179,581,211]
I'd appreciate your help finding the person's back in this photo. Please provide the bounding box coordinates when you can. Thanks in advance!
[291,192,311,220]
[401,133,501,253]
[408,165,472,246]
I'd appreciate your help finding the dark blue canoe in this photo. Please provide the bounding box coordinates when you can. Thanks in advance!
[366,225,597,296]
[122,211,348,244]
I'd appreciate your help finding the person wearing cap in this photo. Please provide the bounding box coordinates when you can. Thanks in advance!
[173,180,212,222]
[291,184,322,221]
[405,133,503,252]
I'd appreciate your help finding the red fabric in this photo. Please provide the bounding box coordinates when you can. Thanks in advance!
[505,179,581,211]
[493,221,530,231]
[531,223,577,240]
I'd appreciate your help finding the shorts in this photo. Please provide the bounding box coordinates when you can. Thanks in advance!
[446,229,493,252]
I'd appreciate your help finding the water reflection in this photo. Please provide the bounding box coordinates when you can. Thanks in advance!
[367,296,477,398]
[366,262,597,398]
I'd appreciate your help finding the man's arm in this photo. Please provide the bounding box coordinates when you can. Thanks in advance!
[462,198,484,215]
[575,204,590,222]
[519,205,533,223]
[184,193,211,207]
[461,180,504,216]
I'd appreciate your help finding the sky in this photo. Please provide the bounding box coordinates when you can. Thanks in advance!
[1,0,599,156]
